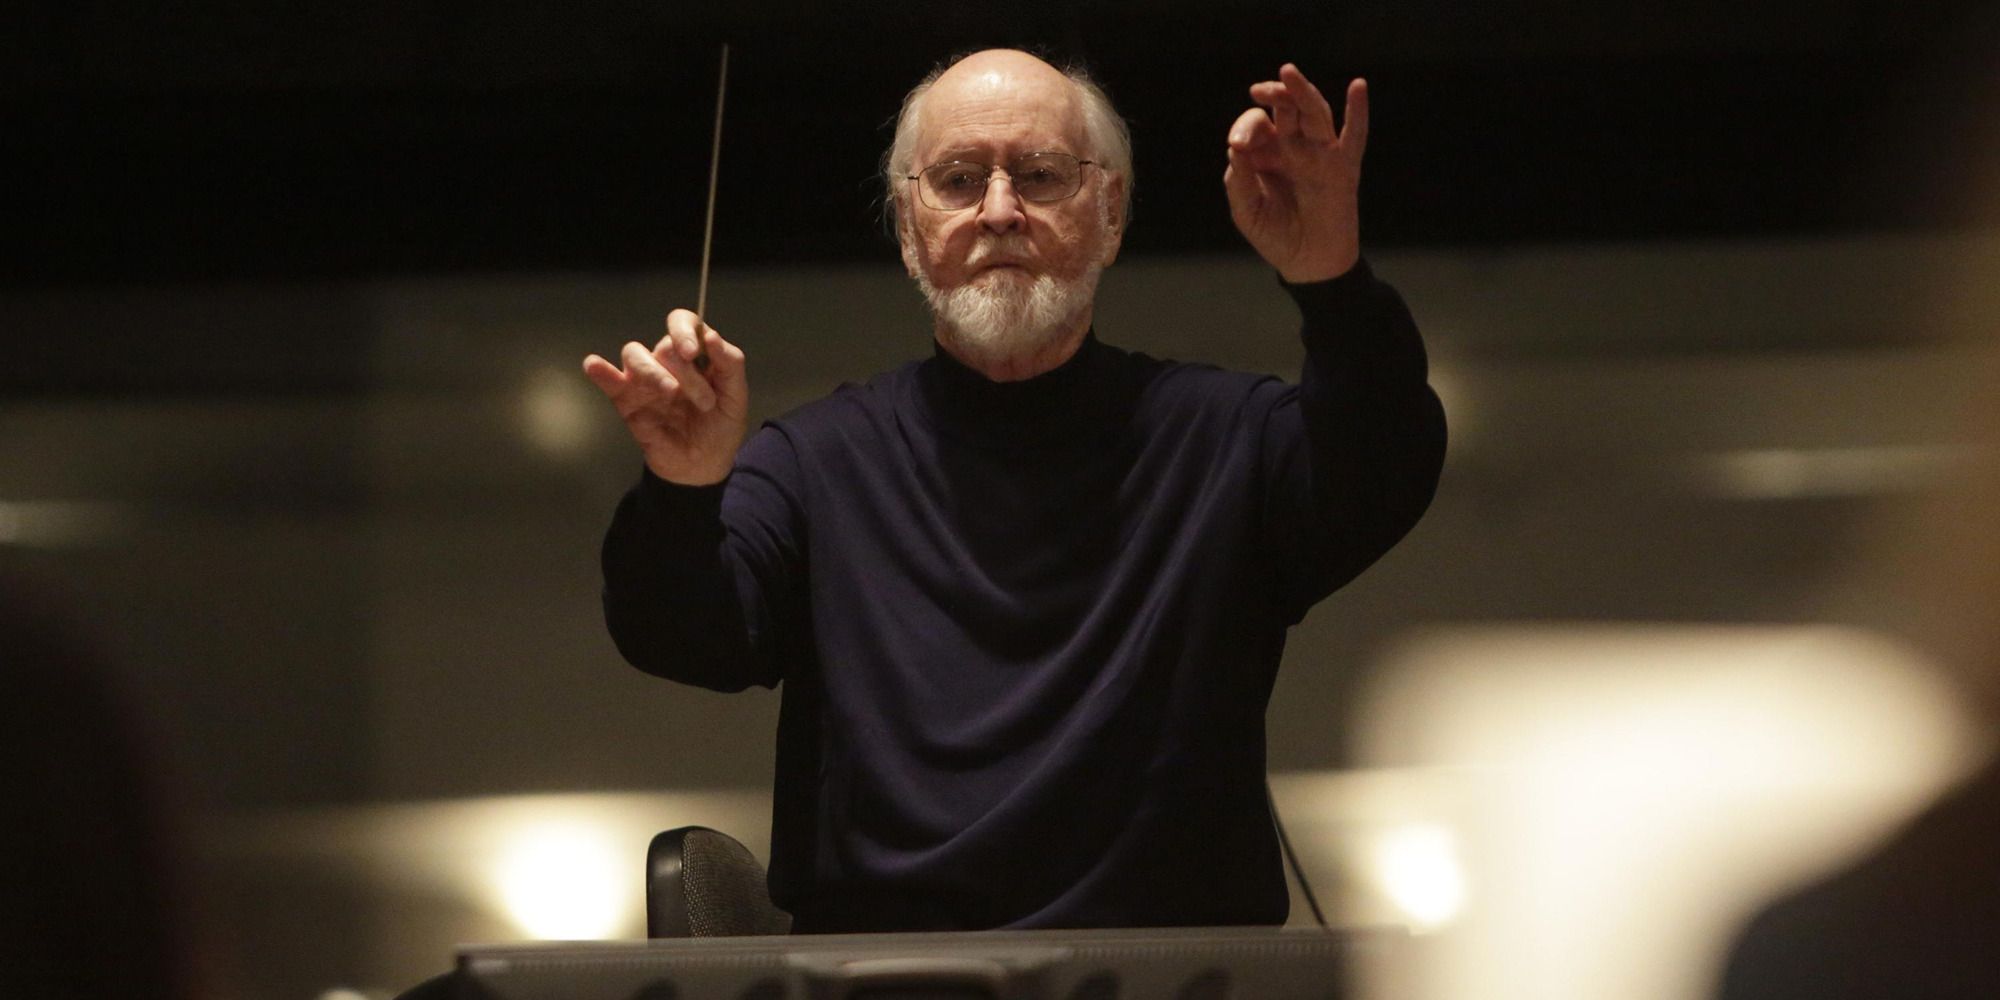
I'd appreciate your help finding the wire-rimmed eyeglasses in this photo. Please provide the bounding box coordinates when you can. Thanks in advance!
[905,152,1097,211]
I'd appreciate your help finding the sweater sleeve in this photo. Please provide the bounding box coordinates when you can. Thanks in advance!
[1257,257,1448,623]
[599,424,809,692]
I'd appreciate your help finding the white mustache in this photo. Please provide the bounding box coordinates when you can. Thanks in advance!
[965,237,1034,269]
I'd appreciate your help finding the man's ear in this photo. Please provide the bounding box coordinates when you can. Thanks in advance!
[1099,174,1128,267]
[896,197,922,279]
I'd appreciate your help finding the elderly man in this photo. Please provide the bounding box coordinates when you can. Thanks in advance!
[584,49,1446,932]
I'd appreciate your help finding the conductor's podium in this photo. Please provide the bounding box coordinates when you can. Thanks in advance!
[452,925,1399,999]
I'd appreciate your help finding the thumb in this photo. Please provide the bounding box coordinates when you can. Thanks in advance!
[1227,106,1272,152]
[1223,147,1264,227]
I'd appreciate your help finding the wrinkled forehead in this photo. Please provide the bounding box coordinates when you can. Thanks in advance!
[914,70,1089,165]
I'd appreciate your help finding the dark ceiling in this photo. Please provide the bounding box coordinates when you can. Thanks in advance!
[7,1,1999,288]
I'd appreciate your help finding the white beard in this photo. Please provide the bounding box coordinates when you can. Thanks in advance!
[913,236,1105,373]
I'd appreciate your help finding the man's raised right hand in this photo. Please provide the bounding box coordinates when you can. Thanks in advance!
[583,309,749,486]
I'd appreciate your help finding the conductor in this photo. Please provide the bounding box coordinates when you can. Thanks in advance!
[584,48,1446,932]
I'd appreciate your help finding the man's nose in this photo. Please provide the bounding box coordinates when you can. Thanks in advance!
[976,174,1025,233]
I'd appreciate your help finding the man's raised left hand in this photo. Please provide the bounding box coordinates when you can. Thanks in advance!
[1224,64,1368,284]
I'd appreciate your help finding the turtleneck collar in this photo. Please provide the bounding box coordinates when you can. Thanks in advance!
[909,332,1127,450]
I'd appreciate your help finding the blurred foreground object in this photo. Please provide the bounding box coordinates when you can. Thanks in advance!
[1354,624,1987,1000]
[0,583,195,1000]
[1717,259,2000,998]
[1716,760,2000,999]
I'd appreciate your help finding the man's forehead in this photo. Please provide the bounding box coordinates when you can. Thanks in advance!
[916,71,1084,160]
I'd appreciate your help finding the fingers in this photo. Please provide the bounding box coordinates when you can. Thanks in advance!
[655,310,720,412]
[1273,99,1300,139]
[697,328,746,379]
[588,306,745,417]
[1250,65,1350,146]
[1248,78,1298,138]
[621,340,680,405]
[1279,64,1338,143]
[662,308,706,363]
[699,328,750,410]
[582,354,627,397]
[1248,79,1285,103]
[1342,78,1370,156]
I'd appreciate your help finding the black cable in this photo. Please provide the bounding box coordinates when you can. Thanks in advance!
[1266,778,1332,932]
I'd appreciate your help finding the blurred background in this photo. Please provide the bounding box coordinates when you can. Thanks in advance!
[5,2,1998,998]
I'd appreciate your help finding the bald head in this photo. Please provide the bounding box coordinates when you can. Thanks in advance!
[882,49,1132,228]
[934,48,1075,102]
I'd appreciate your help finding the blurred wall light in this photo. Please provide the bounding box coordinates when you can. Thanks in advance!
[1373,822,1467,932]
[492,818,630,941]
[1426,364,1473,461]
[0,500,132,548]
[1694,445,1970,500]
[520,365,601,457]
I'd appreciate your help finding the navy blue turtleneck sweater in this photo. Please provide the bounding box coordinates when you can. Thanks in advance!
[601,261,1446,932]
